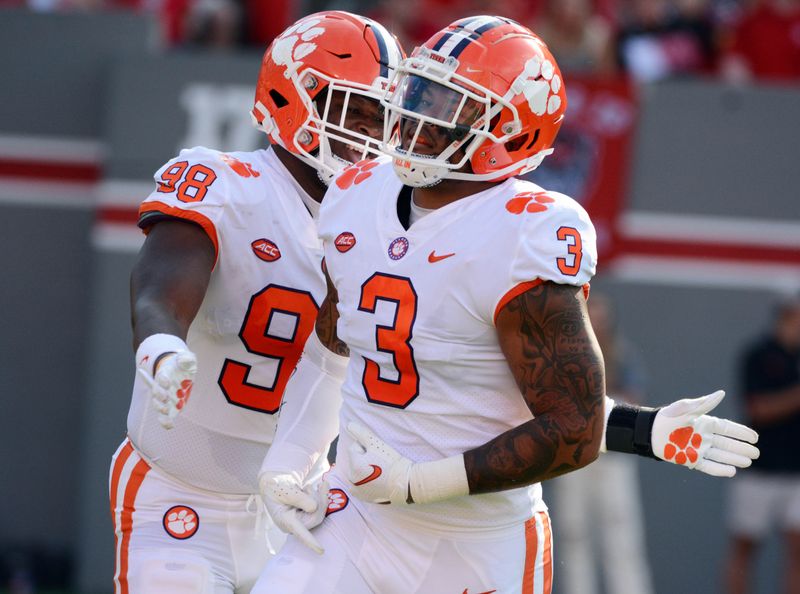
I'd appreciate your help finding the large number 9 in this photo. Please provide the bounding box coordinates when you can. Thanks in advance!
[218,285,319,413]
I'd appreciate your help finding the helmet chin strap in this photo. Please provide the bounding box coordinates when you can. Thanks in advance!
[315,138,353,186]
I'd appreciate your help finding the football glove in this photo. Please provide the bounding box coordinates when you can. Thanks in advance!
[346,422,469,505]
[652,390,759,477]
[136,334,197,430]
[259,472,328,555]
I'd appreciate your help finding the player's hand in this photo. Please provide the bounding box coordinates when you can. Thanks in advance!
[259,472,328,555]
[652,390,759,477]
[137,350,197,430]
[346,421,412,505]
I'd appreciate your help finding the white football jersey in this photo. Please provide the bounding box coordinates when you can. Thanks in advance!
[127,146,326,494]
[320,158,597,530]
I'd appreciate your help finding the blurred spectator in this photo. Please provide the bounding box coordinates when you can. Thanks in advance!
[719,0,800,83]
[534,0,616,75]
[615,0,717,81]
[183,0,241,49]
[243,0,298,48]
[366,0,541,50]
[724,294,800,594]
[365,0,444,50]
[551,293,654,594]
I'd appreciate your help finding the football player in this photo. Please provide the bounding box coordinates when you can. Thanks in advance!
[253,16,760,594]
[108,11,404,594]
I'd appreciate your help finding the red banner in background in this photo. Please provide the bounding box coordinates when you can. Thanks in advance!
[523,76,638,263]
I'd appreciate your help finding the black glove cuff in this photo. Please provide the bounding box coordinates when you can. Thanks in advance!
[606,403,660,460]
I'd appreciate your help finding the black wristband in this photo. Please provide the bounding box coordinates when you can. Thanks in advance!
[606,403,661,460]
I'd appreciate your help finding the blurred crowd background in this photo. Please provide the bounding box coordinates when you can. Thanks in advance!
[5,0,800,83]
[0,1,799,593]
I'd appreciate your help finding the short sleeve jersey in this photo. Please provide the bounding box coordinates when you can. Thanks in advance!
[319,158,597,529]
[128,146,326,494]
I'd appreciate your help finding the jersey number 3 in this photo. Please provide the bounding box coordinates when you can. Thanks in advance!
[359,273,420,409]
[218,285,319,414]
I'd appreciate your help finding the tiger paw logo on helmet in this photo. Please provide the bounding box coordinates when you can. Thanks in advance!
[335,160,379,190]
[271,16,325,74]
[512,53,563,117]
[505,191,555,214]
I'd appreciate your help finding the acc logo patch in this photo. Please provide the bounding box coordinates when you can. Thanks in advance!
[325,488,349,516]
[335,232,356,253]
[251,238,281,262]
[163,505,199,539]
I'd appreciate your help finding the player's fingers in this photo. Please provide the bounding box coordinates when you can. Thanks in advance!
[694,458,736,478]
[158,419,175,430]
[176,351,198,373]
[290,520,324,555]
[346,421,377,448]
[272,485,318,514]
[347,436,367,456]
[699,461,736,478]
[704,446,753,469]
[346,443,375,483]
[708,417,759,444]
[686,390,726,417]
[710,434,760,460]
[137,367,156,389]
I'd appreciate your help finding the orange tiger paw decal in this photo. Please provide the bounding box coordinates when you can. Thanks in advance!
[335,160,379,190]
[220,153,260,178]
[663,426,703,465]
[176,379,193,411]
[505,191,555,214]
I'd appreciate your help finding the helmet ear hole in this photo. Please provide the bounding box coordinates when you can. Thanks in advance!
[526,129,540,151]
[269,89,289,108]
[504,133,530,153]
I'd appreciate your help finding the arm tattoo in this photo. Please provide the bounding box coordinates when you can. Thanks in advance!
[315,266,350,357]
[464,282,605,494]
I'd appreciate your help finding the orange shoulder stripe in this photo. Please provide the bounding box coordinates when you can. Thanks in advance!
[138,201,220,268]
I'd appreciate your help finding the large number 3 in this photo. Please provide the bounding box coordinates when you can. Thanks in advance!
[218,285,319,413]
[556,226,583,276]
[359,273,420,409]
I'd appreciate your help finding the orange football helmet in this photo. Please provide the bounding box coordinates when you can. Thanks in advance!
[382,15,567,187]
[252,11,404,183]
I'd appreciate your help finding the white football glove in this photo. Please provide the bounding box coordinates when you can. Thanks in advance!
[346,422,469,505]
[346,422,413,505]
[259,472,329,555]
[652,390,759,477]
[137,350,197,430]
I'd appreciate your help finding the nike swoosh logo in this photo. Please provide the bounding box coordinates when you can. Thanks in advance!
[353,464,382,486]
[462,590,496,594]
[428,250,455,263]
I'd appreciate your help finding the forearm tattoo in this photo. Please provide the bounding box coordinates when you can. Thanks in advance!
[464,282,605,494]
[315,267,350,357]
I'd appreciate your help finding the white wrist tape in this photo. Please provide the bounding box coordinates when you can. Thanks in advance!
[259,331,348,481]
[135,333,189,376]
[600,394,617,453]
[409,454,469,504]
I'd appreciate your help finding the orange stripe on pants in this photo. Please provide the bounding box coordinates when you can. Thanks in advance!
[522,512,553,594]
[540,512,553,594]
[111,443,150,594]
[523,516,537,593]
[109,441,134,520]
